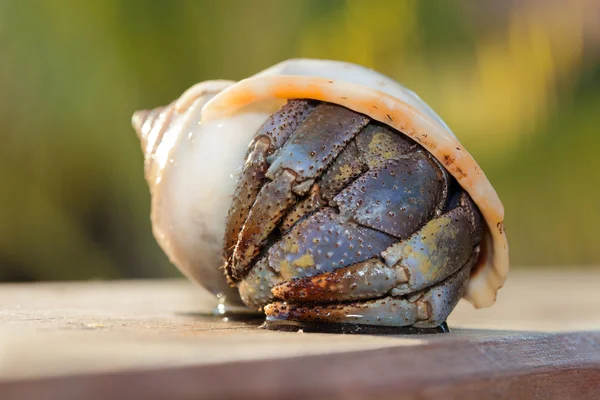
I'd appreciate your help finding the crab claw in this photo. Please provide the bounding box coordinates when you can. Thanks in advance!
[267,207,395,281]
[271,257,401,303]
[265,256,473,328]
[272,204,476,303]
[333,151,448,239]
[265,297,426,327]
[230,169,298,279]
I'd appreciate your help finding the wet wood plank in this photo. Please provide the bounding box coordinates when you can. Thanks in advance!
[1,269,600,399]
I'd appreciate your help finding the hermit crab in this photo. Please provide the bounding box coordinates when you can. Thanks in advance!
[132,59,509,328]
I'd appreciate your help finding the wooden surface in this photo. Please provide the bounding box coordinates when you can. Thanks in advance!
[1,269,600,399]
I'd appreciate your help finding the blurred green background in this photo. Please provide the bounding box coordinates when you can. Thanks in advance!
[1,0,599,282]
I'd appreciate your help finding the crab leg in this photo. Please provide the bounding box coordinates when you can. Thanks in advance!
[223,137,270,273]
[279,184,324,233]
[277,137,368,234]
[227,103,368,280]
[317,139,367,202]
[333,151,448,238]
[272,197,480,303]
[224,101,315,273]
[230,169,298,279]
[265,103,369,183]
[265,253,475,327]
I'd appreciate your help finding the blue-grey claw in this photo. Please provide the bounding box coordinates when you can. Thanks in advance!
[267,207,395,281]
[333,151,447,238]
[273,206,475,302]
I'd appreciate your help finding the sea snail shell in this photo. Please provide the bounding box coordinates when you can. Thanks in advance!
[132,59,508,310]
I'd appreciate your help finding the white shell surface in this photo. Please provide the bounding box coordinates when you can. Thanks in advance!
[201,59,509,308]
[132,81,278,304]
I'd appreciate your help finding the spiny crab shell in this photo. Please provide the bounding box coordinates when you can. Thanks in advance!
[132,59,509,325]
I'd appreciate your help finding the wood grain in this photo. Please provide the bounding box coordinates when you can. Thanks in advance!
[1,269,599,399]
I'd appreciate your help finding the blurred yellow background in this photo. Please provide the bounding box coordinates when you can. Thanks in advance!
[1,0,599,282]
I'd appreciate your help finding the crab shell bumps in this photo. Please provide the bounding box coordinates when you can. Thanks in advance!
[132,59,509,327]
